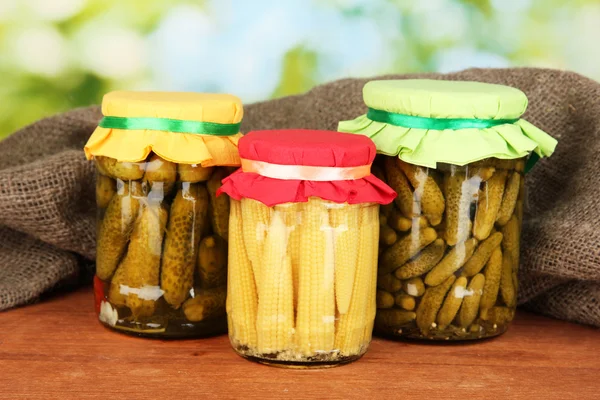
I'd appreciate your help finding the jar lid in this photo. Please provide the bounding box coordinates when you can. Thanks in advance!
[84,91,244,166]
[218,129,396,206]
[338,79,557,169]
[363,79,528,119]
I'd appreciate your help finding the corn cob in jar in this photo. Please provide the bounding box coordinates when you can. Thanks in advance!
[227,197,380,366]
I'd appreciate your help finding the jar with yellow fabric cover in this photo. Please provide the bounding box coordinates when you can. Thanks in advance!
[84,91,243,338]
[338,80,558,340]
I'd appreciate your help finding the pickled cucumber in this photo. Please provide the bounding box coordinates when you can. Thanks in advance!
[436,276,468,330]
[424,238,478,286]
[95,156,145,180]
[380,224,398,246]
[479,247,502,312]
[96,174,117,209]
[480,306,515,325]
[144,154,177,183]
[416,276,455,335]
[375,309,416,330]
[379,214,388,226]
[161,183,209,308]
[197,235,228,289]
[515,159,525,173]
[96,181,143,280]
[473,170,508,240]
[182,287,227,322]
[500,250,516,307]
[377,273,402,293]
[443,170,478,245]
[207,168,230,241]
[461,232,503,277]
[396,160,445,226]
[402,277,426,297]
[456,273,485,328]
[395,293,416,311]
[384,157,419,218]
[496,171,521,226]
[123,204,168,319]
[470,167,495,182]
[394,238,445,280]
[178,163,214,183]
[108,261,127,307]
[387,210,413,232]
[379,227,437,275]
[501,214,520,271]
[376,290,395,309]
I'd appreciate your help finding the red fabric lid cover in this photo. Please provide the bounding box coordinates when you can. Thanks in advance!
[218,129,396,206]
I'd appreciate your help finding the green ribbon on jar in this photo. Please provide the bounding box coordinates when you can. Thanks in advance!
[366,108,541,172]
[366,108,520,130]
[98,116,241,136]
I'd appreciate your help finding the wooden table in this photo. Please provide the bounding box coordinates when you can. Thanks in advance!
[1,287,598,399]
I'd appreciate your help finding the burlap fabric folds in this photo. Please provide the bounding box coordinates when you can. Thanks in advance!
[0,68,598,327]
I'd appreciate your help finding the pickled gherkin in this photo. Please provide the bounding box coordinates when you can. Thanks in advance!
[96,180,142,281]
[394,238,445,280]
[416,276,455,336]
[376,290,395,309]
[144,154,177,183]
[436,276,468,330]
[162,183,209,309]
[96,174,117,209]
[473,170,508,240]
[182,288,227,322]
[178,163,214,183]
[375,309,416,331]
[197,235,228,289]
[207,169,230,241]
[396,160,445,226]
[379,227,437,275]
[456,273,485,328]
[395,293,416,311]
[425,238,478,286]
[96,156,145,180]
[123,204,168,319]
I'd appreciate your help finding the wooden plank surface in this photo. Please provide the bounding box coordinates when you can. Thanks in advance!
[0,287,598,400]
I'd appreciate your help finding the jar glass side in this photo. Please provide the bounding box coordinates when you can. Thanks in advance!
[374,156,524,340]
[94,154,229,338]
[227,197,379,367]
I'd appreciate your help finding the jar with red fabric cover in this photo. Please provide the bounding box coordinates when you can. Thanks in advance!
[218,129,396,367]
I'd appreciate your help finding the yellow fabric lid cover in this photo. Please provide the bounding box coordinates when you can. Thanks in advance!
[84,91,244,167]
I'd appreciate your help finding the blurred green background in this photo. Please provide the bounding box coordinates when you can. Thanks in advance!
[1,0,598,139]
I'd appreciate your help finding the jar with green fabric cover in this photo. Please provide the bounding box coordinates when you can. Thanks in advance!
[338,80,558,340]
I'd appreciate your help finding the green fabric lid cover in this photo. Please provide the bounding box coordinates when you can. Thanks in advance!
[337,79,558,169]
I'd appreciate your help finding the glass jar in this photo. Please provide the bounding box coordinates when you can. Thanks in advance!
[228,198,379,366]
[338,79,557,340]
[219,129,396,366]
[85,91,243,337]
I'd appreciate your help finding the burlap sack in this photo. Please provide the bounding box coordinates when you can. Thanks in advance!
[1,68,598,327]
